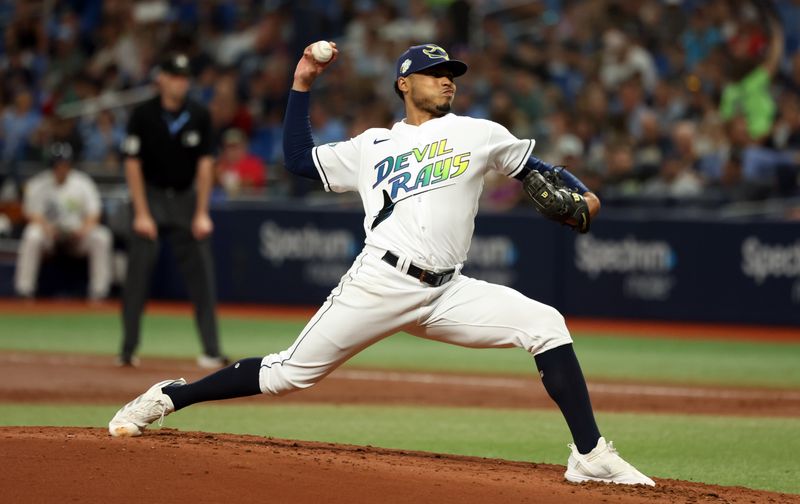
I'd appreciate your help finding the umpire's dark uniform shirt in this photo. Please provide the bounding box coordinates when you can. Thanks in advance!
[124,96,213,189]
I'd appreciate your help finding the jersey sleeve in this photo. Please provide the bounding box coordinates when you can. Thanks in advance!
[486,121,535,178]
[122,107,143,158]
[311,134,363,193]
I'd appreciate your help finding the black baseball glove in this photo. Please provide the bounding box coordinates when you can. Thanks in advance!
[522,169,591,233]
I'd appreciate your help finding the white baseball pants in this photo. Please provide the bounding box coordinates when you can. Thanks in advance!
[14,223,113,299]
[259,249,573,395]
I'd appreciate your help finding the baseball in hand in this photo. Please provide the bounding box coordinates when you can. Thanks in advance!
[311,40,333,63]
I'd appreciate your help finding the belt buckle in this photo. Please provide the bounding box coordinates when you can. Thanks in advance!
[419,269,442,287]
[418,270,428,284]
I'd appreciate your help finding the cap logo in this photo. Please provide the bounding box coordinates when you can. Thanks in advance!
[400,58,412,75]
[422,44,449,61]
[175,55,188,68]
[51,142,73,159]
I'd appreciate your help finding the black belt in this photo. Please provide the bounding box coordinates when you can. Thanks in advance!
[382,251,455,287]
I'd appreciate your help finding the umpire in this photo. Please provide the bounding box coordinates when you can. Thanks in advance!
[119,52,227,369]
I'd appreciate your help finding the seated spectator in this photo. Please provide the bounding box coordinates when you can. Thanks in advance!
[554,134,584,168]
[706,152,773,202]
[601,141,641,198]
[633,111,669,179]
[779,52,800,97]
[741,146,797,178]
[769,92,800,150]
[1,90,41,162]
[310,101,347,145]
[216,128,266,196]
[680,5,723,70]
[15,142,112,300]
[481,170,524,212]
[80,109,124,171]
[650,79,686,132]
[669,121,703,172]
[641,154,704,199]
[599,29,657,94]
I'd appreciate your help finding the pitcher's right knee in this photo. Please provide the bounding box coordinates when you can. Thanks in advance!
[258,351,330,396]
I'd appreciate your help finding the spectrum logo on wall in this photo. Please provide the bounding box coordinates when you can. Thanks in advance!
[574,235,678,301]
[258,221,357,265]
[740,237,800,285]
[574,235,676,278]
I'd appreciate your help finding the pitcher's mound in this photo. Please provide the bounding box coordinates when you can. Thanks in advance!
[1,427,796,503]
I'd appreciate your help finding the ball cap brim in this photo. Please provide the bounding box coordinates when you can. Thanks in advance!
[395,44,468,80]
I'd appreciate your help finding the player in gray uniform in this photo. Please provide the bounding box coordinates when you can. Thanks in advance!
[109,43,654,487]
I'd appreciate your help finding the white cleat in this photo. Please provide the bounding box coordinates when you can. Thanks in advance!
[564,437,655,486]
[108,378,186,437]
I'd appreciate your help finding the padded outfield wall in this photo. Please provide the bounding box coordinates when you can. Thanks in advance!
[141,203,799,326]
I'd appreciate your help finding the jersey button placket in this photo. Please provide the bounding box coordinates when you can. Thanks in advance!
[415,194,425,233]
[418,194,424,226]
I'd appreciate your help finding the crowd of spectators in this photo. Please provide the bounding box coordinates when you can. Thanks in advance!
[1,0,799,219]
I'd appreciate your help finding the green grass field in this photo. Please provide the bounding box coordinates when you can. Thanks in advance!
[2,312,799,387]
[1,311,800,494]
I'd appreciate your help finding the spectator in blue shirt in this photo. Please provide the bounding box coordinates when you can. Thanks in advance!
[1,90,41,162]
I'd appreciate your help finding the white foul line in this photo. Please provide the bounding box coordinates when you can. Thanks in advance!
[332,369,800,402]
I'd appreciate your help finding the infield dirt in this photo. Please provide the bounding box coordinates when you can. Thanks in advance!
[3,426,799,504]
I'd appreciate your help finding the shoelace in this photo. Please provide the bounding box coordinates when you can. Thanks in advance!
[156,400,168,427]
[121,396,168,427]
[605,440,637,470]
[571,440,628,467]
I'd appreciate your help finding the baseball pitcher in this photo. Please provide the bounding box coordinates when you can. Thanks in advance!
[109,42,654,487]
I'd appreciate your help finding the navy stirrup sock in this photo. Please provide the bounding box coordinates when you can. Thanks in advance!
[163,357,263,411]
[534,344,601,454]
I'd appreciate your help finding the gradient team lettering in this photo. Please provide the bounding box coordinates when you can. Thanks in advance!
[372,138,472,198]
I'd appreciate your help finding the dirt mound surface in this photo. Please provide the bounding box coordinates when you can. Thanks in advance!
[3,427,797,504]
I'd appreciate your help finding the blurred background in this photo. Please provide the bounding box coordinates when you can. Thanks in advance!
[0,0,798,326]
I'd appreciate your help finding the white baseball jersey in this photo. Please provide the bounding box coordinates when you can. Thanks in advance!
[258,113,572,398]
[312,113,534,270]
[16,169,112,299]
[24,170,101,232]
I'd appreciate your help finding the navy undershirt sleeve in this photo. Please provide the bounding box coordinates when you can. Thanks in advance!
[282,90,321,180]
[514,155,590,194]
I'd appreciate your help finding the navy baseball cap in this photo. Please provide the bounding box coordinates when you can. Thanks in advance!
[159,52,191,76]
[395,44,468,80]
[48,142,73,164]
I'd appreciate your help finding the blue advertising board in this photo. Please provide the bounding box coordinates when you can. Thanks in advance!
[145,204,799,327]
[204,206,559,307]
[212,204,363,304]
[561,218,800,326]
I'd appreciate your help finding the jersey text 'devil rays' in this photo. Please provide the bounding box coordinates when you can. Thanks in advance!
[372,138,471,199]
